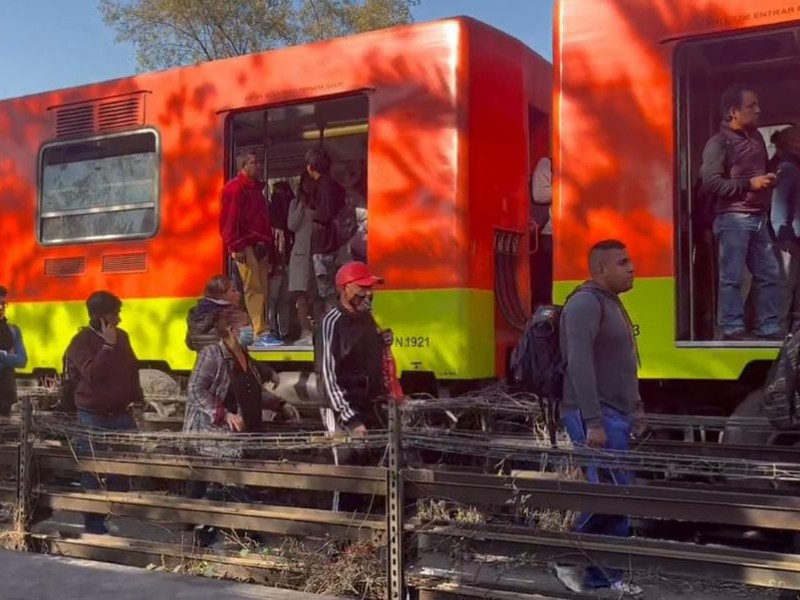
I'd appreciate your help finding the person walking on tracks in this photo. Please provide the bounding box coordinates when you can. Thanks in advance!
[319,261,392,437]
[553,239,645,596]
[185,275,242,352]
[64,291,144,535]
[0,286,27,417]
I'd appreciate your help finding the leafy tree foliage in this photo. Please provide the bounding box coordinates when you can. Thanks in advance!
[100,0,419,71]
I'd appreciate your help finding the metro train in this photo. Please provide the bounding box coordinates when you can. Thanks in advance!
[3,1,800,438]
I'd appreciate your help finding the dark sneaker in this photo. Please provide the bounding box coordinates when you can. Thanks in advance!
[721,330,747,341]
[756,332,784,342]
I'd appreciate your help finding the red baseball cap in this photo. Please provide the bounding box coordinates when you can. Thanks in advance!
[335,261,384,288]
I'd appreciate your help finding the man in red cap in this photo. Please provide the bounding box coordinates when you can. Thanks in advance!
[319,261,392,436]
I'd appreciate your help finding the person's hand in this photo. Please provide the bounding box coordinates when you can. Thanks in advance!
[253,242,268,261]
[586,425,607,448]
[274,229,285,254]
[270,371,280,389]
[750,174,777,190]
[225,411,244,432]
[381,329,394,347]
[100,319,117,346]
[280,403,300,424]
[232,251,246,264]
[131,404,144,425]
[350,424,368,437]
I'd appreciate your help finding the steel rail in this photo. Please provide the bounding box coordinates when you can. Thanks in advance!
[37,488,385,541]
[32,448,387,495]
[409,524,800,590]
[404,469,800,531]
[403,430,800,480]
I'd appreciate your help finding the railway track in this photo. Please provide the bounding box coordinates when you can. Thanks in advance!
[7,396,800,597]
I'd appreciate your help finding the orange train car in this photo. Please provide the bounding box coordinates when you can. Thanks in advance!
[555,0,800,425]
[0,17,551,390]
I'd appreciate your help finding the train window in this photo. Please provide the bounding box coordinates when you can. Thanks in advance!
[38,129,159,245]
[675,27,800,343]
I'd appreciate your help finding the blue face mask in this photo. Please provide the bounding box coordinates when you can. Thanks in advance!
[237,325,255,347]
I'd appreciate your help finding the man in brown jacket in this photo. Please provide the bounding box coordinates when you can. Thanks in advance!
[65,290,144,534]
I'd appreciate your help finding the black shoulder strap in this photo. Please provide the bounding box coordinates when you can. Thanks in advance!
[565,285,606,327]
[782,339,800,424]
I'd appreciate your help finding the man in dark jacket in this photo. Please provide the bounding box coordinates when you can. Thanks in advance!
[220,150,280,347]
[319,262,391,513]
[0,286,27,417]
[65,291,144,534]
[700,84,781,340]
[320,262,390,435]
[307,148,347,310]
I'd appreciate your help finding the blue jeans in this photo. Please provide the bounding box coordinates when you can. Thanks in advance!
[76,410,137,534]
[713,212,781,337]
[562,405,633,589]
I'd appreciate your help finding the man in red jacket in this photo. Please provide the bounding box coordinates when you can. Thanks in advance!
[219,151,281,347]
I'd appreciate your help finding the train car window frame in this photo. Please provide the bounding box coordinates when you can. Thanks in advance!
[37,128,161,246]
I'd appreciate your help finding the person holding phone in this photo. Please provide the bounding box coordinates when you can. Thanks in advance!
[64,290,144,535]
[0,286,27,417]
[700,84,781,341]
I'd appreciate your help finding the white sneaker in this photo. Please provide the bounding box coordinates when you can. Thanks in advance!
[552,564,584,593]
[610,580,644,596]
[295,332,313,346]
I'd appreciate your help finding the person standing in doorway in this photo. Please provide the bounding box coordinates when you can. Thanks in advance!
[0,286,27,417]
[770,125,800,333]
[700,85,781,340]
[553,240,644,596]
[287,171,319,346]
[530,156,553,308]
[307,148,347,312]
[220,150,281,347]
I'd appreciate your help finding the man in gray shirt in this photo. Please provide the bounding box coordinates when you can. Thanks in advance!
[554,239,645,595]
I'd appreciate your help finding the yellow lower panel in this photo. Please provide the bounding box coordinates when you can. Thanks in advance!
[8,288,495,380]
[554,277,778,381]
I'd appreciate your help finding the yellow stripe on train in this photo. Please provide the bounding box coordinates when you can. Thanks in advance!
[555,277,779,381]
[7,288,495,380]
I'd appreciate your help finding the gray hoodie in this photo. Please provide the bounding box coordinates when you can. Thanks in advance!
[559,282,640,427]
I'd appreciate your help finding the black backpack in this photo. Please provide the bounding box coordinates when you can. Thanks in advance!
[269,182,294,232]
[333,196,358,248]
[763,331,800,430]
[509,286,605,444]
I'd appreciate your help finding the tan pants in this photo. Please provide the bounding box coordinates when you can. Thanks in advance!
[236,245,269,335]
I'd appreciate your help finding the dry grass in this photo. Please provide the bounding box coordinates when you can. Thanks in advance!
[0,502,28,551]
[147,534,387,599]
